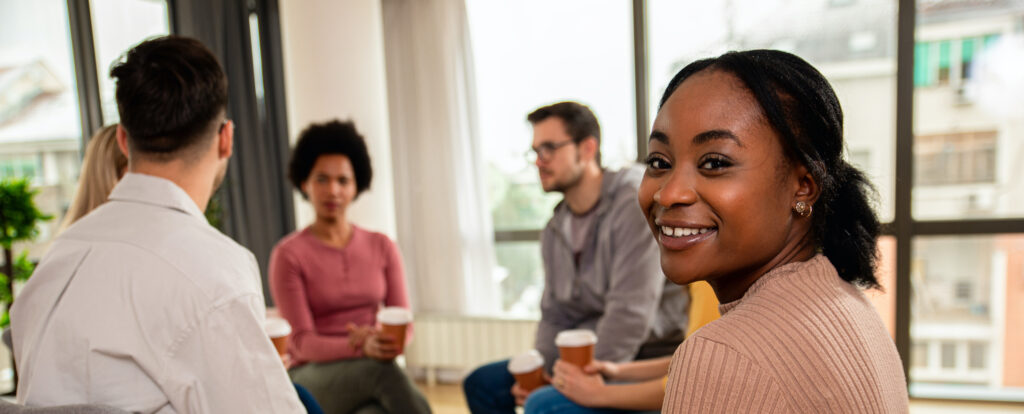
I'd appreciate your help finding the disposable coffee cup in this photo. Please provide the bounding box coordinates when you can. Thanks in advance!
[555,329,597,368]
[377,307,413,355]
[265,317,292,356]
[507,350,545,392]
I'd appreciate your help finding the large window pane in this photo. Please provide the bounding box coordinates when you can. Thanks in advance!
[494,241,544,317]
[469,1,636,314]
[910,235,1024,399]
[90,0,170,124]
[468,0,637,233]
[0,0,83,392]
[912,2,1024,220]
[0,0,83,256]
[648,0,897,222]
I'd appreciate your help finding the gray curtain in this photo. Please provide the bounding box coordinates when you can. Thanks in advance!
[170,0,294,305]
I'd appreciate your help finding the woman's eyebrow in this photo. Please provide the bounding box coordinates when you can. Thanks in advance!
[649,130,669,144]
[693,129,743,147]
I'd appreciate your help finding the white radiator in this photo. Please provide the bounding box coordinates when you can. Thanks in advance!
[405,313,538,385]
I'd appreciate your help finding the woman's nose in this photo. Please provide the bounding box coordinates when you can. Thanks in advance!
[653,169,698,207]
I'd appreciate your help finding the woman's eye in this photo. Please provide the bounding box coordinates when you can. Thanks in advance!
[645,155,671,170]
[698,156,731,170]
[315,176,329,183]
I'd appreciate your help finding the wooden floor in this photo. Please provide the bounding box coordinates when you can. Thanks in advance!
[416,382,470,414]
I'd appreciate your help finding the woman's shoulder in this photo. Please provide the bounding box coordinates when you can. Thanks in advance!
[350,225,399,251]
[273,228,314,253]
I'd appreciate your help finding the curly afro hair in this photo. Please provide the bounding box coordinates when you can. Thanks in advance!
[288,120,373,199]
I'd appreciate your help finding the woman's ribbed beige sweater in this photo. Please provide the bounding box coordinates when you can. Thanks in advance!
[663,255,908,413]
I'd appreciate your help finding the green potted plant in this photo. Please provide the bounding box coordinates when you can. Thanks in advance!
[0,178,52,325]
[0,177,52,391]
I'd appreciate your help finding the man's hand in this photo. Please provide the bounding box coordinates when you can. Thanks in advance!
[511,383,530,406]
[511,372,552,406]
[552,359,607,407]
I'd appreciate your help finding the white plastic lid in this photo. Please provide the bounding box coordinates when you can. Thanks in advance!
[507,350,544,374]
[265,317,292,337]
[377,307,413,325]
[555,329,597,347]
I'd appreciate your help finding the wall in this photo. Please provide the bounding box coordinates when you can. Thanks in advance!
[278,0,396,238]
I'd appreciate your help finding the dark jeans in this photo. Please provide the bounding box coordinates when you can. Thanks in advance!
[463,360,517,414]
[464,334,682,414]
[294,383,324,414]
[290,358,431,414]
[524,385,656,414]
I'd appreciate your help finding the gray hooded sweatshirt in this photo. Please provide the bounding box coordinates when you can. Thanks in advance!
[535,166,689,373]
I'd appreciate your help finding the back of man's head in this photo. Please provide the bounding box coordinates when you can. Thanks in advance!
[527,101,602,165]
[111,36,228,161]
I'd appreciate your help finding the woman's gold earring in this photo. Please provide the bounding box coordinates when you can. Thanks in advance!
[794,201,812,217]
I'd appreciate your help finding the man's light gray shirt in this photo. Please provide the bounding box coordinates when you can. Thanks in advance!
[11,173,303,413]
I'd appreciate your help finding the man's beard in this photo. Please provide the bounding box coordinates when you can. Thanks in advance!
[546,165,584,193]
[211,159,228,193]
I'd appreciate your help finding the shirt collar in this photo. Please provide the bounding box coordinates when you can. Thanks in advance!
[108,172,207,221]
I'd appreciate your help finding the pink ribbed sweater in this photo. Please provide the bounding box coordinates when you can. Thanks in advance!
[663,255,908,413]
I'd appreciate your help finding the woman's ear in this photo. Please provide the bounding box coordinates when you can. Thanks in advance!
[793,163,820,206]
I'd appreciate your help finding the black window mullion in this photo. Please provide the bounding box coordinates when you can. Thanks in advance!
[66,0,103,147]
[894,0,917,387]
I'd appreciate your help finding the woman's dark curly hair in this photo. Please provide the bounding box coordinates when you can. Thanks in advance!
[658,50,881,288]
[288,120,373,199]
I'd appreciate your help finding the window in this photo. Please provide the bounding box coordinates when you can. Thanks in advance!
[914,34,1000,87]
[0,0,83,393]
[969,342,988,370]
[912,342,929,368]
[940,342,957,369]
[468,0,636,316]
[910,3,1024,400]
[0,0,84,261]
[89,0,170,124]
[914,131,997,187]
[0,155,41,183]
[911,235,1023,390]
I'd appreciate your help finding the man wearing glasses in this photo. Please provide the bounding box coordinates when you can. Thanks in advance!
[464,101,688,413]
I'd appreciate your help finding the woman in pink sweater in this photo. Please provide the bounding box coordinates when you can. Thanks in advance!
[270,120,430,414]
[636,50,909,412]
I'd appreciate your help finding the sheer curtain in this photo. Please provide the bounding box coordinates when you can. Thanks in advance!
[382,0,499,315]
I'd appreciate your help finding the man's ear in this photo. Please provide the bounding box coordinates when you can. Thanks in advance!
[218,120,234,160]
[580,136,599,163]
[116,125,131,159]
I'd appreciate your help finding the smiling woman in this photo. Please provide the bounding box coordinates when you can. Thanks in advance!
[640,50,908,413]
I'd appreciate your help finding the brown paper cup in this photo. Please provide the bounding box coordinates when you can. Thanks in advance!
[559,344,594,369]
[270,335,289,356]
[265,317,292,356]
[380,323,408,355]
[513,367,545,392]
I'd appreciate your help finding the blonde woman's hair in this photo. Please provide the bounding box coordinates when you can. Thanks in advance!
[61,125,128,230]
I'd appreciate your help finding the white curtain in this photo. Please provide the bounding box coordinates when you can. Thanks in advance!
[382,0,500,314]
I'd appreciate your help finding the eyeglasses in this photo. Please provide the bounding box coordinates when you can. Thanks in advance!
[525,140,575,163]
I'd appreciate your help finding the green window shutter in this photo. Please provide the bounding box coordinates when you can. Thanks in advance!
[962,38,976,62]
[914,42,930,86]
[938,40,951,69]
[984,34,1000,49]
